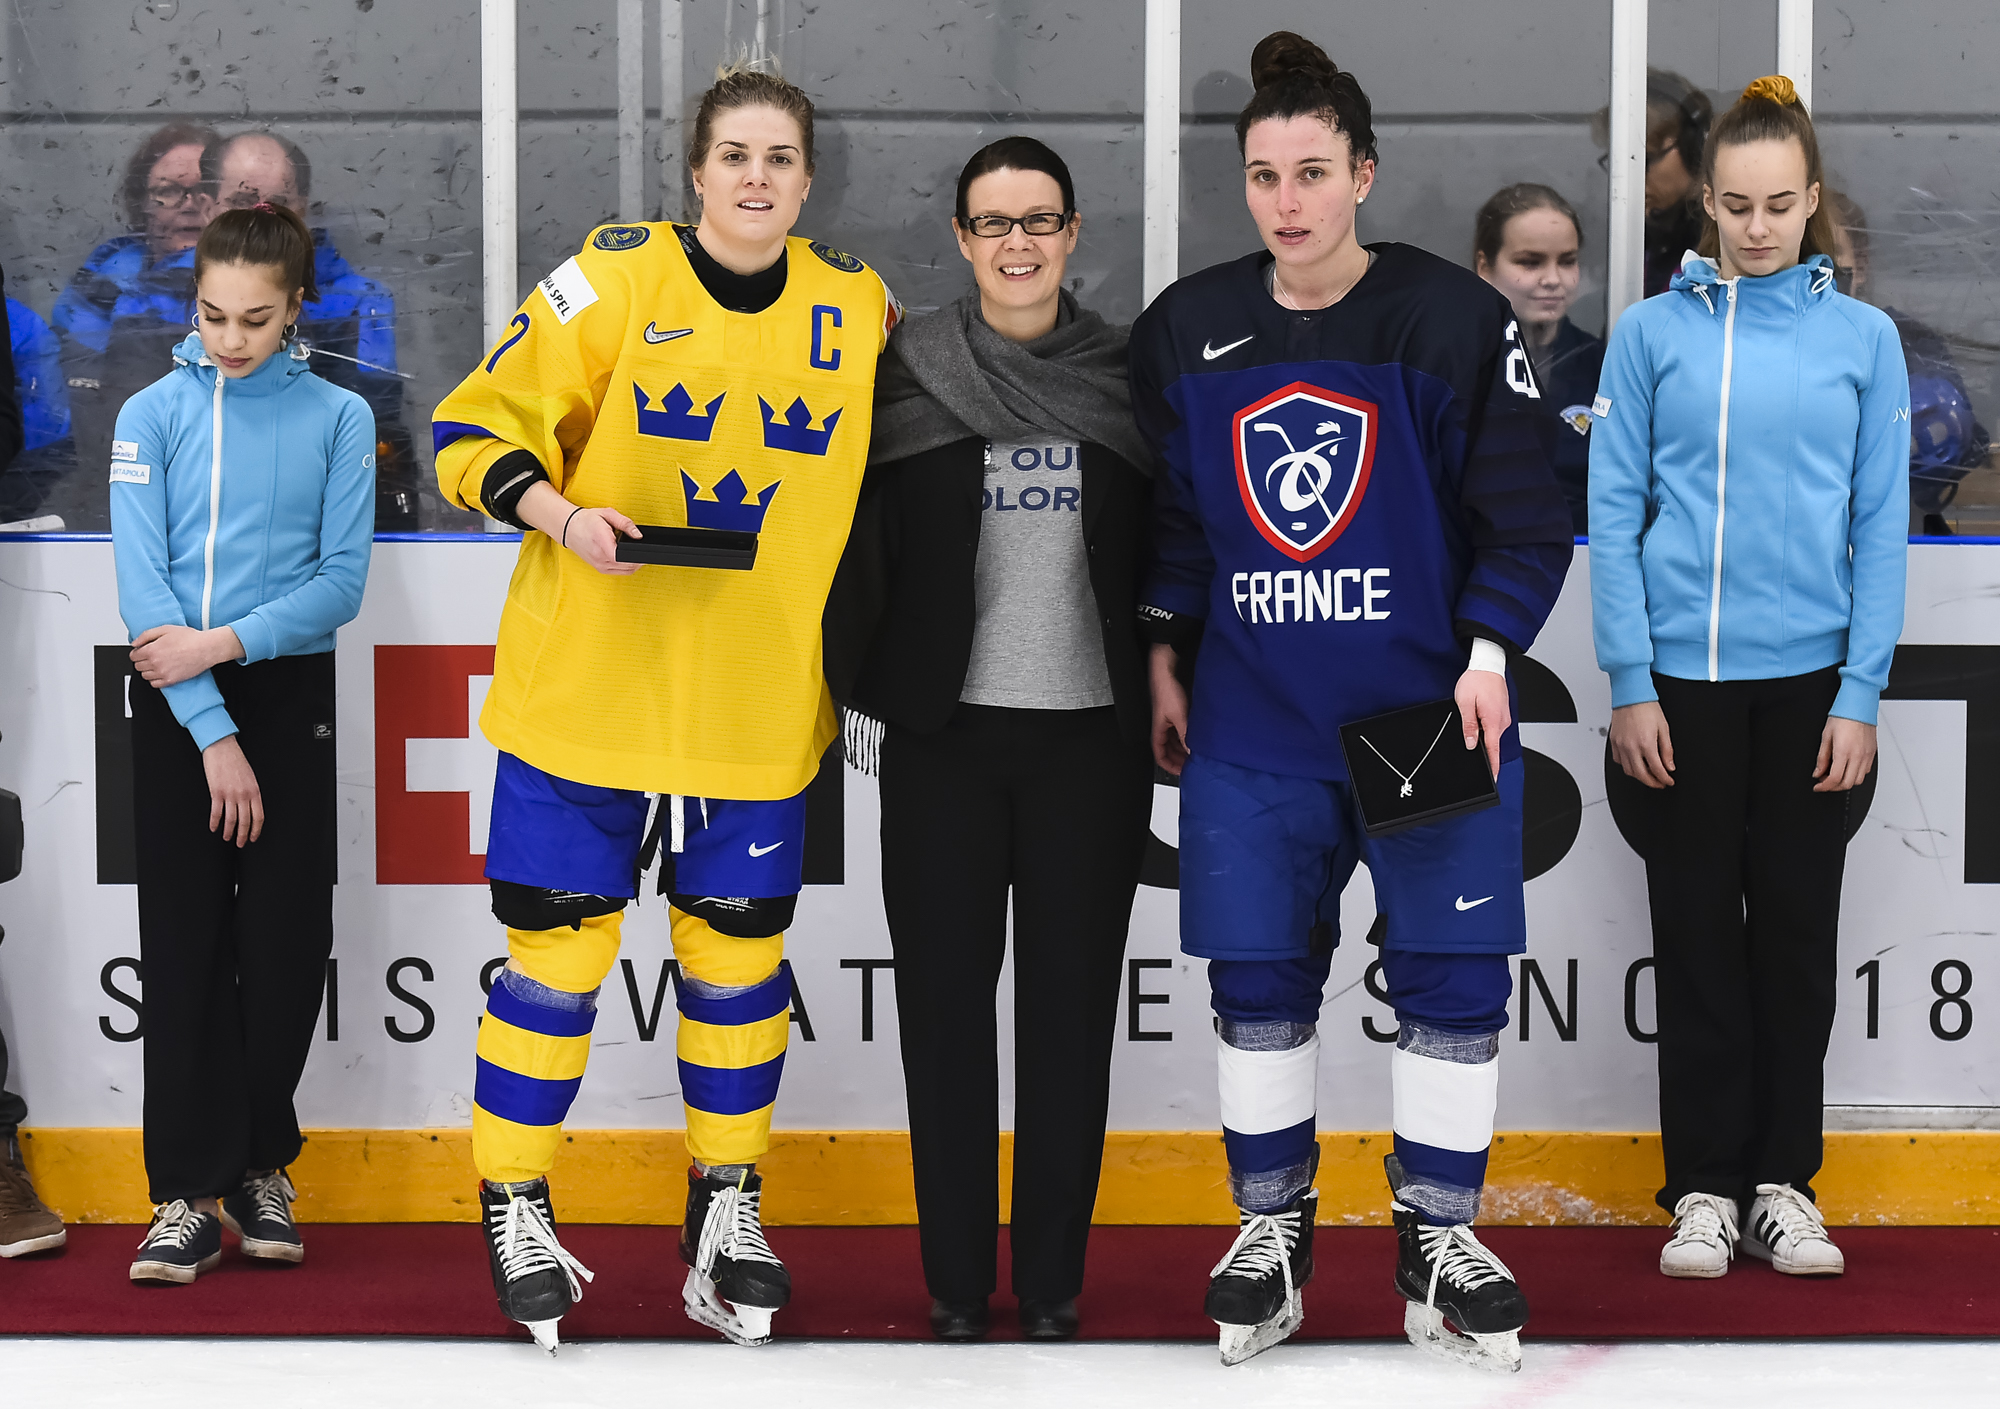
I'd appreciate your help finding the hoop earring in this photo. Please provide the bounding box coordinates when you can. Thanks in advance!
[282,321,299,343]
[190,311,199,331]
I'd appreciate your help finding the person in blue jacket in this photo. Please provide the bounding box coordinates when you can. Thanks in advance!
[48,122,221,532]
[201,129,421,533]
[110,203,374,1286]
[1134,32,1571,1371]
[1590,77,1908,1284]
[1473,184,1604,535]
[2,288,73,524]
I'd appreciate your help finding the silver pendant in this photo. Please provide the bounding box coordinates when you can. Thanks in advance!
[1399,781,1413,798]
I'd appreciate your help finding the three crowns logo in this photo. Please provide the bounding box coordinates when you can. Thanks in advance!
[682,468,780,534]
[635,382,725,443]
[759,396,842,456]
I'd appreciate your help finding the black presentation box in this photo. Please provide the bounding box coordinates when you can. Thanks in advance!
[1338,698,1500,837]
[615,524,759,570]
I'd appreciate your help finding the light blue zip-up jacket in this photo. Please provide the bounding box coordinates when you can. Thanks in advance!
[1588,253,1910,724]
[110,333,375,750]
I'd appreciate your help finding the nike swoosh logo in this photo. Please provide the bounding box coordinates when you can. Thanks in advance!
[1455,895,1494,912]
[747,841,785,857]
[1202,335,1253,360]
[643,323,694,344]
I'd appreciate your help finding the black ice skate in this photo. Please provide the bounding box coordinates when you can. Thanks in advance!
[1204,1188,1317,1366]
[480,1178,594,1353]
[1392,1200,1529,1373]
[680,1166,790,1346]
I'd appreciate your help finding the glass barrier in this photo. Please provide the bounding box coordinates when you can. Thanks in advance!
[0,0,484,533]
[672,0,1148,326]
[1815,0,2000,535]
[1179,3,1611,534]
[1643,1,1776,300]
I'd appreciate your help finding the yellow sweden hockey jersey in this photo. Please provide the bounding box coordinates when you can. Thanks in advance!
[434,223,896,799]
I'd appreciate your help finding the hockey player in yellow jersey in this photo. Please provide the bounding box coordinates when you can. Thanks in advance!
[432,64,896,1351]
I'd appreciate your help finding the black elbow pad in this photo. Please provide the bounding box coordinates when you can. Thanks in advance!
[481,449,550,529]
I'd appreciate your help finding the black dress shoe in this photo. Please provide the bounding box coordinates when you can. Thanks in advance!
[930,1297,990,1341]
[1018,1297,1079,1341]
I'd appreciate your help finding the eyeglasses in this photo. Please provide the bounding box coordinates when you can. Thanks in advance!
[962,211,1072,238]
[145,183,207,209]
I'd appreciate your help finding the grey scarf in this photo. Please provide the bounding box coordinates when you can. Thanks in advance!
[869,288,1150,473]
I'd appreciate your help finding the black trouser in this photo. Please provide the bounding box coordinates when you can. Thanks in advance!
[881,704,1151,1303]
[132,652,337,1204]
[1641,667,1851,1212]
[0,1020,25,1142]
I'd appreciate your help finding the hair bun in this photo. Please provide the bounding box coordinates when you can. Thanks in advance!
[1741,74,1800,107]
[1249,31,1338,92]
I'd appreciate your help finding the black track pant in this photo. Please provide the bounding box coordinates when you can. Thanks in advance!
[132,652,337,1204]
[881,704,1151,1303]
[1642,667,1851,1212]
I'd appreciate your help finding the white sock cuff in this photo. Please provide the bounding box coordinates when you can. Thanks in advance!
[1218,1031,1320,1135]
[1391,1046,1499,1153]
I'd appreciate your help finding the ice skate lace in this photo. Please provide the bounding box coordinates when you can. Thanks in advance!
[1754,1184,1830,1248]
[494,1193,595,1300]
[242,1169,297,1225]
[1418,1223,1516,1306]
[695,1182,783,1277]
[138,1199,204,1251]
[1208,1208,1301,1293]
[1671,1192,1739,1250]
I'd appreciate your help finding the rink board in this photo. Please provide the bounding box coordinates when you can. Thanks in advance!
[16,1125,2000,1227]
[2,539,1999,1221]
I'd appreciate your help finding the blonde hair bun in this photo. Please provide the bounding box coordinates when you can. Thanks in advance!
[1741,74,1800,107]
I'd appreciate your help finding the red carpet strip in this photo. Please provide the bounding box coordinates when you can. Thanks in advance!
[4,1225,1996,1342]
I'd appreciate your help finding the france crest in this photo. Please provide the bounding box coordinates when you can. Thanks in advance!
[1231,381,1377,561]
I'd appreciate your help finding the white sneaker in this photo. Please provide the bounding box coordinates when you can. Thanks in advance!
[1660,1192,1738,1278]
[1742,1184,1844,1276]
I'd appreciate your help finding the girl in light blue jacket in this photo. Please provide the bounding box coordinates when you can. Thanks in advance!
[1589,77,1908,1285]
[111,203,374,1286]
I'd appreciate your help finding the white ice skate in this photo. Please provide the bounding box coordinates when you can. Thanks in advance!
[682,1174,789,1347]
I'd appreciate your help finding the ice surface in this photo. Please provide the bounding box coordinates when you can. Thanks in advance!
[5,1337,1996,1409]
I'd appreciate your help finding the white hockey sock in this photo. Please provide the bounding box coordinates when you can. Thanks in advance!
[1390,1025,1499,1224]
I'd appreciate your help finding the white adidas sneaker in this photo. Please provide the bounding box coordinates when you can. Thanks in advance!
[1660,1192,1739,1278]
[1742,1183,1845,1276]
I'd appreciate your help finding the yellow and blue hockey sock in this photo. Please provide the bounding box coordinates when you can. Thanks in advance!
[671,909,789,1168]
[472,911,622,1185]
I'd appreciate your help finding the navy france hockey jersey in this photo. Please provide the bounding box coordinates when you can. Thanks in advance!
[1133,242,1573,782]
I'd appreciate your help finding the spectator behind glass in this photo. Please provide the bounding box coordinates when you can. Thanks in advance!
[47,122,219,532]
[0,287,71,1256]
[3,273,75,527]
[1826,189,1992,535]
[1593,69,1712,297]
[1474,184,1603,535]
[204,130,419,530]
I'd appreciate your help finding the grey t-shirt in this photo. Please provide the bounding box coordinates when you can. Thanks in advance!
[959,439,1115,710]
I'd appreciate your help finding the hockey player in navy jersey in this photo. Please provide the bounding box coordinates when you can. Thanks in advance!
[1133,33,1572,1371]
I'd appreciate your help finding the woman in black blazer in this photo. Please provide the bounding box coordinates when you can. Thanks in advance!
[825,137,1154,1344]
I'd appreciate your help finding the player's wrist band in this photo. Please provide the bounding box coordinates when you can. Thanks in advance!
[561,505,585,547]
